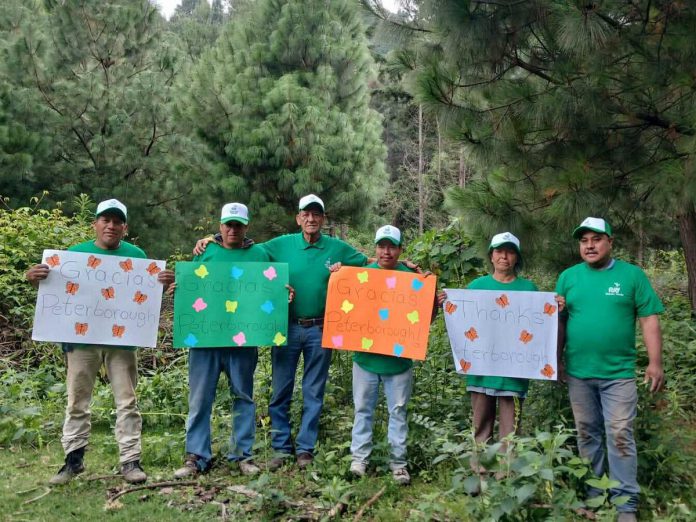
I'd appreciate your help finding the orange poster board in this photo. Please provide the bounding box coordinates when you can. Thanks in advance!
[322,266,437,361]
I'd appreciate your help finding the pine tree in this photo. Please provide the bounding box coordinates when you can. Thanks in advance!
[383,0,696,311]
[3,0,212,255]
[169,0,225,61]
[178,0,387,236]
[0,0,54,200]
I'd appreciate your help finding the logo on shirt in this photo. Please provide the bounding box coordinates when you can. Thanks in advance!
[606,282,624,296]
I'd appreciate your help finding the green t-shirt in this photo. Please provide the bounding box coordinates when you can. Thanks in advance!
[555,259,664,380]
[193,242,270,263]
[64,240,147,352]
[261,233,367,319]
[353,263,415,376]
[464,275,538,393]
[69,240,147,258]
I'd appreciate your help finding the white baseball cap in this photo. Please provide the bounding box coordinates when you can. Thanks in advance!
[489,232,521,255]
[95,199,127,222]
[573,217,612,238]
[220,203,249,225]
[375,225,402,246]
[298,194,325,212]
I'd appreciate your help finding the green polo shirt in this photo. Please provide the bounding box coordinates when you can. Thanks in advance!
[63,240,147,352]
[353,263,415,376]
[556,259,664,380]
[261,233,367,319]
[193,242,270,263]
[464,275,538,393]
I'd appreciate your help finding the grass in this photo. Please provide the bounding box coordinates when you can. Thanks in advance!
[1,425,455,521]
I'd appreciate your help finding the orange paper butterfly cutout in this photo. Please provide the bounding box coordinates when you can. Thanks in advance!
[87,255,102,268]
[133,291,148,304]
[74,322,89,335]
[543,303,557,316]
[119,258,134,272]
[519,330,533,344]
[495,294,510,308]
[101,287,115,300]
[112,324,126,338]
[464,327,479,342]
[146,262,161,276]
[444,301,457,315]
[541,364,555,378]
[459,359,472,373]
[65,282,79,295]
[46,254,61,267]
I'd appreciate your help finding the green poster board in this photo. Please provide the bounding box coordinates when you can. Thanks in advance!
[173,261,289,348]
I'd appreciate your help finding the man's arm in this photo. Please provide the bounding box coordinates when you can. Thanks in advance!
[639,314,664,392]
[26,264,50,289]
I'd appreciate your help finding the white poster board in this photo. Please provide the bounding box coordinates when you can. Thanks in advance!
[31,250,165,347]
[443,289,558,381]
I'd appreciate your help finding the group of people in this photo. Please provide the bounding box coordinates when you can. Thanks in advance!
[26,196,664,521]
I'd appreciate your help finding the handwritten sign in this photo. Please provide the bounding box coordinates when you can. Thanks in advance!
[322,267,437,360]
[443,289,558,381]
[31,250,165,347]
[173,261,289,348]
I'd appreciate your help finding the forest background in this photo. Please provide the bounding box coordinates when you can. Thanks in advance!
[0,0,695,520]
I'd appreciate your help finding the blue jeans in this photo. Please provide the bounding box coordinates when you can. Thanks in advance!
[567,376,639,513]
[269,323,331,455]
[351,362,412,469]
[185,347,258,466]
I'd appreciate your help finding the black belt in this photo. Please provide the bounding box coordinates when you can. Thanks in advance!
[296,317,323,327]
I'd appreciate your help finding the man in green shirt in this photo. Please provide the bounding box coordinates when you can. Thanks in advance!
[174,203,270,479]
[192,194,368,469]
[26,199,173,486]
[556,217,664,521]
[347,225,444,485]
[263,195,368,468]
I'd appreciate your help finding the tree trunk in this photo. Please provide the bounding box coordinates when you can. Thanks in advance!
[677,203,696,316]
[459,146,467,188]
[418,104,424,234]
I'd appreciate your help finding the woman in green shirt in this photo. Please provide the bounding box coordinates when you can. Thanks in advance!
[466,233,537,451]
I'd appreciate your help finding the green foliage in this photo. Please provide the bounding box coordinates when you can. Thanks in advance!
[177,0,388,239]
[1,0,215,257]
[0,195,92,332]
[405,223,484,287]
[387,0,696,310]
[425,428,589,520]
[0,366,64,445]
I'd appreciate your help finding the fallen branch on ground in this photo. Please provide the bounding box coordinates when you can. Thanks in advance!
[107,480,197,503]
[354,486,386,521]
[23,488,51,505]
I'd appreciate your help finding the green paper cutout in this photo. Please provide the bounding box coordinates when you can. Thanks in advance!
[173,261,289,348]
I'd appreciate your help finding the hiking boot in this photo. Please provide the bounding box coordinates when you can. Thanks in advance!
[350,461,367,477]
[267,454,289,471]
[296,452,313,469]
[174,454,205,479]
[49,447,85,486]
[392,466,411,485]
[121,460,147,484]
[238,460,261,476]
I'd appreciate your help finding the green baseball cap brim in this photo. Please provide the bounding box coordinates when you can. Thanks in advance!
[221,216,249,225]
[488,241,520,255]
